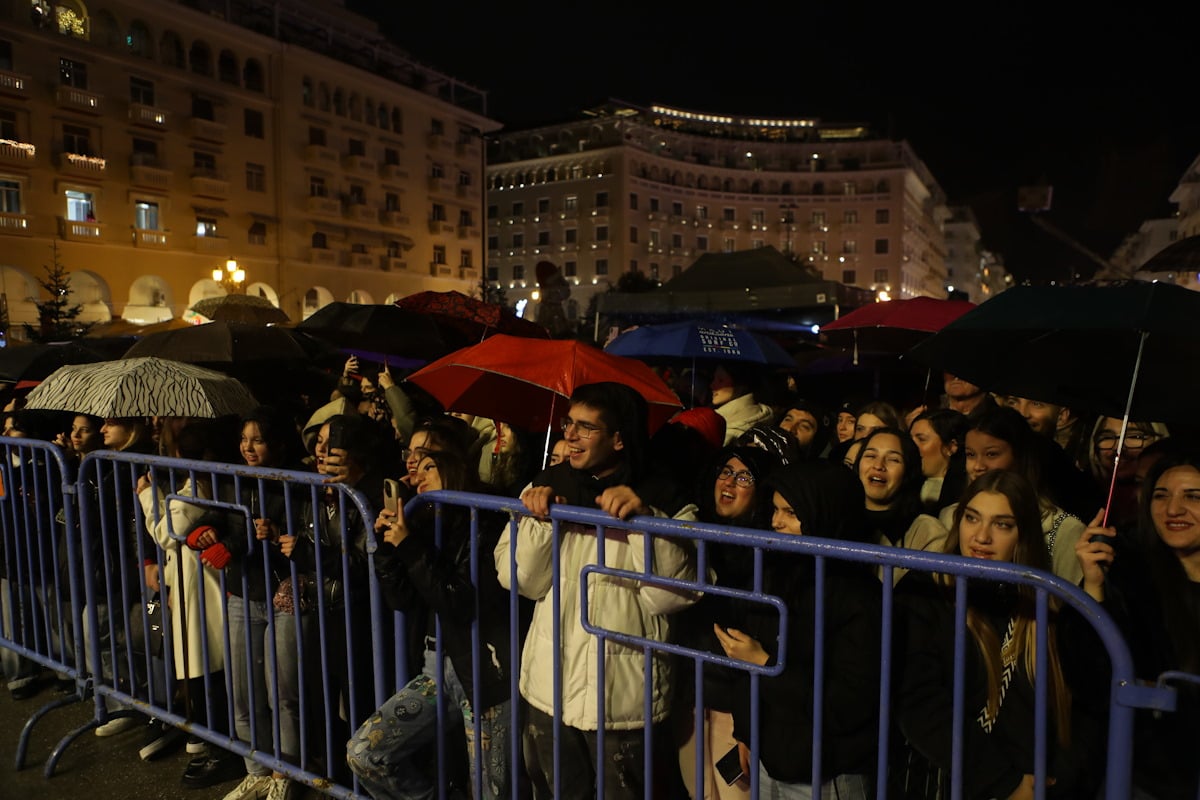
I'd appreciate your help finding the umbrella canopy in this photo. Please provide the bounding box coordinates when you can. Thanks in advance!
[25,357,258,418]
[1137,234,1200,275]
[904,280,1200,423]
[820,297,976,363]
[189,294,290,325]
[0,340,111,383]
[122,321,307,366]
[405,334,683,432]
[604,320,796,367]
[392,290,549,347]
[295,302,453,364]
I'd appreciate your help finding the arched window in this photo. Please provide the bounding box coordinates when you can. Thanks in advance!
[348,92,361,121]
[301,77,313,107]
[333,88,345,116]
[92,9,119,47]
[54,0,89,39]
[217,49,239,85]
[312,232,328,249]
[243,59,264,92]
[160,31,185,68]
[128,20,153,58]
[189,40,212,76]
[377,103,389,130]
[391,108,402,133]
[318,83,330,112]
[364,99,375,127]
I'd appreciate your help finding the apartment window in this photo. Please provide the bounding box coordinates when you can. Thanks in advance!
[875,209,889,224]
[59,57,87,88]
[131,137,157,164]
[812,240,826,255]
[649,197,660,212]
[844,210,858,224]
[537,197,550,214]
[347,184,365,205]
[697,235,708,251]
[312,232,327,249]
[0,178,21,214]
[563,195,577,212]
[564,261,576,277]
[487,235,498,251]
[565,228,577,244]
[487,204,498,219]
[0,40,11,71]
[842,269,856,284]
[751,238,764,249]
[134,200,159,230]
[629,226,638,244]
[512,232,523,248]
[244,109,264,138]
[430,118,444,135]
[874,238,890,254]
[696,205,708,220]
[430,162,445,179]
[672,201,683,216]
[649,230,661,247]
[433,245,446,264]
[811,211,826,226]
[458,170,471,187]
[130,77,154,105]
[309,175,327,197]
[874,268,889,282]
[595,259,608,276]
[308,126,327,147]
[193,151,216,173]
[671,233,683,248]
[629,193,638,210]
[383,147,399,166]
[460,250,473,268]
[192,95,215,121]
[431,204,446,222]
[537,230,550,246]
[723,237,735,252]
[62,123,92,155]
[459,209,473,227]
[722,207,736,221]
[486,266,498,282]
[0,110,16,140]
[248,221,266,245]
[65,190,93,221]
[751,209,766,225]
[348,138,365,157]
[595,191,608,208]
[596,225,608,241]
[630,259,639,274]
[843,182,857,196]
[650,264,659,280]
[511,201,524,216]
[843,240,858,254]
[512,264,524,281]
[195,216,218,237]
[245,162,265,192]
[383,192,400,212]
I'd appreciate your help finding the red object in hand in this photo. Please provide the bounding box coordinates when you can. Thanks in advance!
[185,525,217,551]
[200,542,232,570]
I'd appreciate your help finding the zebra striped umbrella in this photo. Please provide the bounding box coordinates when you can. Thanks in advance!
[24,356,258,418]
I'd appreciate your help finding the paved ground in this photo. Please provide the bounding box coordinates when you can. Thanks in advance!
[0,677,326,800]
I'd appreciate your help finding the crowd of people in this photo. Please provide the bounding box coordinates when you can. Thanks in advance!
[1,346,1198,800]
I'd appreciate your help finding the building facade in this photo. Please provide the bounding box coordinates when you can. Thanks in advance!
[0,0,496,339]
[943,205,1010,302]
[485,101,951,326]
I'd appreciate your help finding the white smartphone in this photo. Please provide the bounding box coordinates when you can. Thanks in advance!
[383,478,401,515]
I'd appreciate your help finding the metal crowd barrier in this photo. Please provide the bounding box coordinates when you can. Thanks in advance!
[0,437,1193,800]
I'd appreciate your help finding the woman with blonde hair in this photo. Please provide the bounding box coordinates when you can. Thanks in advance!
[893,470,1094,800]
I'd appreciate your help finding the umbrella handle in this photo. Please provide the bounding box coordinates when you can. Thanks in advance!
[1101,331,1148,527]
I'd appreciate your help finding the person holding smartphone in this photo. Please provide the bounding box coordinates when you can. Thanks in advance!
[347,449,513,800]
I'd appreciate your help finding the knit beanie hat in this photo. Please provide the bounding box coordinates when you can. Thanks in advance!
[671,407,727,451]
[736,423,800,466]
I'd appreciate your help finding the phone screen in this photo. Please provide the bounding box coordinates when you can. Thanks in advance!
[383,479,400,514]
[715,744,744,786]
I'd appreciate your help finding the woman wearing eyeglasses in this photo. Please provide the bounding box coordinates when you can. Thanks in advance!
[672,446,782,800]
[1086,416,1170,529]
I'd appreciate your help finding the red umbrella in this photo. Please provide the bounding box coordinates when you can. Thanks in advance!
[820,296,977,364]
[393,290,549,346]
[405,334,682,433]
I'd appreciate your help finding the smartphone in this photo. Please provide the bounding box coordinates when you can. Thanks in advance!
[715,744,744,786]
[326,417,347,452]
[383,479,401,515]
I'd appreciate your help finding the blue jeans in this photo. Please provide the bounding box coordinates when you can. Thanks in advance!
[1,577,38,688]
[757,763,869,800]
[228,594,311,776]
[346,648,511,800]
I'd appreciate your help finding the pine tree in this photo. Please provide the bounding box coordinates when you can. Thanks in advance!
[23,243,91,343]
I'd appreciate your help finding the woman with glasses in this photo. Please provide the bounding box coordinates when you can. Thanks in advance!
[1086,416,1170,529]
[398,416,476,501]
[672,445,781,800]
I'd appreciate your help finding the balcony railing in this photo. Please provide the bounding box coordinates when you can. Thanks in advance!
[379,163,409,180]
[0,139,36,163]
[429,262,454,278]
[349,253,376,269]
[129,103,168,128]
[189,117,226,142]
[310,248,341,266]
[0,69,28,96]
[427,177,452,195]
[0,213,32,234]
[56,85,101,113]
[305,144,339,164]
[190,173,229,199]
[342,154,377,173]
[58,217,101,241]
[130,163,172,190]
[459,267,480,282]
[383,257,407,272]
[427,219,454,235]
[133,228,168,248]
[457,225,479,239]
[57,152,106,174]
[306,195,341,216]
[381,210,410,227]
[194,234,228,254]
[345,204,377,224]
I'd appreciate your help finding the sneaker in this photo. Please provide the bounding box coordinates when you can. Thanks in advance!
[181,751,245,789]
[220,773,273,800]
[187,735,208,754]
[139,719,186,761]
[266,776,295,800]
[94,714,140,737]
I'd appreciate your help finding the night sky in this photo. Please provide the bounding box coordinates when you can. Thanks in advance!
[346,1,1200,284]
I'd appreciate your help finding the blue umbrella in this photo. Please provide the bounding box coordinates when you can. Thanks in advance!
[604,320,795,367]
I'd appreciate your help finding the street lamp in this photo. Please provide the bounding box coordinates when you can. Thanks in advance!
[212,258,246,293]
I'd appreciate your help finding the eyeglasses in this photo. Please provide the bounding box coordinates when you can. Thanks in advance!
[717,466,755,487]
[401,446,431,461]
[1094,432,1157,452]
[560,416,605,440]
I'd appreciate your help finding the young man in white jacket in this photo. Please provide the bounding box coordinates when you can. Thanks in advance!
[495,381,698,800]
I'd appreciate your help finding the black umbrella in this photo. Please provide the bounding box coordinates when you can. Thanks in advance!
[905,280,1200,518]
[0,340,111,383]
[122,321,308,366]
[295,302,453,365]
